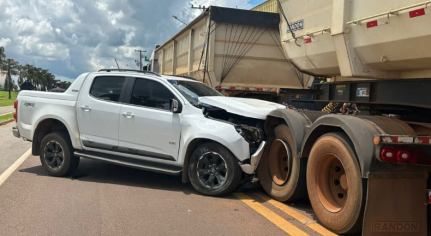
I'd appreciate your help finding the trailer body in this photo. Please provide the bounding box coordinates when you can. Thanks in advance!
[153,7,310,98]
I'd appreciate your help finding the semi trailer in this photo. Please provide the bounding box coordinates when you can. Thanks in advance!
[154,1,431,235]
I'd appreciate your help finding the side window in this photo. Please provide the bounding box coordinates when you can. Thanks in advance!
[90,76,125,102]
[130,79,175,110]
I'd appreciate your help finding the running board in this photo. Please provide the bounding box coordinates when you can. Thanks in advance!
[74,151,182,175]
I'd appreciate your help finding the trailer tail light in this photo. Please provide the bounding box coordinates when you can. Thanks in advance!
[397,150,411,163]
[381,148,396,161]
[428,190,431,205]
[381,148,431,165]
[13,100,18,122]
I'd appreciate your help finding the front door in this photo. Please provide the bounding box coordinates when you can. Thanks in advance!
[118,78,181,161]
[77,75,126,150]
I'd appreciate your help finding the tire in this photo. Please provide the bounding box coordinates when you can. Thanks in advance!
[188,142,242,196]
[39,132,80,177]
[306,133,365,235]
[257,124,307,202]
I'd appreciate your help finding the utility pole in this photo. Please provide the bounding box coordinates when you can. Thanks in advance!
[191,5,207,11]
[135,49,146,70]
[172,15,187,26]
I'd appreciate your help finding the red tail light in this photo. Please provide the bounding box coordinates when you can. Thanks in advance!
[13,100,18,122]
[381,148,396,161]
[381,147,431,165]
[397,150,411,163]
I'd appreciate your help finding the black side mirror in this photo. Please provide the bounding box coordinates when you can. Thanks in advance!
[170,99,182,113]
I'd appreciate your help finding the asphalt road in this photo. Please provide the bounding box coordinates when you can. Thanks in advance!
[0,105,14,116]
[0,122,336,236]
[0,122,31,175]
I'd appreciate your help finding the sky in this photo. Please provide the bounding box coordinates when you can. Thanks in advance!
[0,0,265,82]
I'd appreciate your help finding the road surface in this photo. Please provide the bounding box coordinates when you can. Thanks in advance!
[0,123,344,236]
[0,105,14,116]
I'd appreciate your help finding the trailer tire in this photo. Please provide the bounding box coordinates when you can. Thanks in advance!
[307,133,365,234]
[257,125,307,202]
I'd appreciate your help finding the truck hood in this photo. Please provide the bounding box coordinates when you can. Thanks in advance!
[199,97,285,120]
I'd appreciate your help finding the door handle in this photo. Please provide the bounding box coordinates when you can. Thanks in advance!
[81,105,91,111]
[122,112,134,118]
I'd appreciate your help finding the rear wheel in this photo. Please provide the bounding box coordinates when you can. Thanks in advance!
[40,132,80,177]
[307,133,365,234]
[188,142,242,196]
[257,125,307,202]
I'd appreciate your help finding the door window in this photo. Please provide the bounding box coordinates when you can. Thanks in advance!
[130,79,175,110]
[90,76,125,102]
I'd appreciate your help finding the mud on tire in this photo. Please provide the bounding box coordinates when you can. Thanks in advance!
[257,124,307,202]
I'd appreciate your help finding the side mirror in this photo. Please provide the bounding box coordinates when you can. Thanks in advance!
[170,99,182,113]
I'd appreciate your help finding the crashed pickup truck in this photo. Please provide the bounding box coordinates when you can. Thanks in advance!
[12,69,284,196]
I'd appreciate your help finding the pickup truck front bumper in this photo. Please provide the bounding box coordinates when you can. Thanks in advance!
[240,141,266,174]
[12,126,20,138]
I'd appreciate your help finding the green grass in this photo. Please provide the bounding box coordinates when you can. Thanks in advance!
[0,113,14,123]
[0,91,19,107]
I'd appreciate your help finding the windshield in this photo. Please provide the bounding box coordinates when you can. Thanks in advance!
[168,80,223,106]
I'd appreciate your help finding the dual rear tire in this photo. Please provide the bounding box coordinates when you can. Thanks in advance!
[258,125,365,235]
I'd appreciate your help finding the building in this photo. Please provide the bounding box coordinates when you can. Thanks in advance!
[251,0,278,13]
[0,71,11,90]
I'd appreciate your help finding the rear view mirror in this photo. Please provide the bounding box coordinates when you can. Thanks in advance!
[170,99,182,113]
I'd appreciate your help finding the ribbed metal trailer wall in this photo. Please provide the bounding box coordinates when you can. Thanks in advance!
[154,6,308,95]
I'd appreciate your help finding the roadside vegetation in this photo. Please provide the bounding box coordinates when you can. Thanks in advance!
[0,91,18,107]
[0,113,13,123]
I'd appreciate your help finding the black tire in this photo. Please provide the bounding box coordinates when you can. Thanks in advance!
[39,132,80,177]
[188,142,242,196]
[257,124,307,202]
[306,133,365,235]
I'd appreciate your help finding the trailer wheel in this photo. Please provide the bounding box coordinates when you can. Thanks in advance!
[257,125,307,202]
[307,133,364,234]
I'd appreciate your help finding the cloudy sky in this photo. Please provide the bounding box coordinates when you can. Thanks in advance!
[0,0,265,82]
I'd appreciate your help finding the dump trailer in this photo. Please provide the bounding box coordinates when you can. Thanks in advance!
[152,6,313,101]
[255,0,431,235]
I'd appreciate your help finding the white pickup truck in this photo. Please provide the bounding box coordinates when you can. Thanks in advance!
[12,69,284,196]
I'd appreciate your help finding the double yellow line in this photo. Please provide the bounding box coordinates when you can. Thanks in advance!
[234,192,338,236]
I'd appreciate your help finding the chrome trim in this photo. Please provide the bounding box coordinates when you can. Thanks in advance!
[240,141,266,174]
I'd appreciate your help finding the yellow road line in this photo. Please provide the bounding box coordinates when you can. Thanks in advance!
[0,148,32,187]
[254,191,338,236]
[234,193,309,236]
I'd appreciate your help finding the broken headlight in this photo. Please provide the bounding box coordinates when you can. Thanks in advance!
[235,124,263,144]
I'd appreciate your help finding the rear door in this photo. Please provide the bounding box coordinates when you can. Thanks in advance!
[77,75,127,150]
[118,77,182,161]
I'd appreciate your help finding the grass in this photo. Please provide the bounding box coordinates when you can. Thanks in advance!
[0,113,14,123]
[0,91,19,107]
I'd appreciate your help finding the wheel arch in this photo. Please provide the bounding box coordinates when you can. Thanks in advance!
[32,118,72,156]
[264,109,310,157]
[300,115,379,178]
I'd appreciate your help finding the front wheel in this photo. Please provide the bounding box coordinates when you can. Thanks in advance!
[307,133,365,234]
[40,132,80,177]
[188,142,242,196]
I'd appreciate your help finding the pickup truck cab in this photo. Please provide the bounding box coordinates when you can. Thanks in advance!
[12,69,284,196]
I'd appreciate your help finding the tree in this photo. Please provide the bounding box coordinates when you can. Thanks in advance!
[0,58,19,98]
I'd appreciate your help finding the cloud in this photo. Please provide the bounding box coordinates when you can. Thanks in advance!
[0,0,257,81]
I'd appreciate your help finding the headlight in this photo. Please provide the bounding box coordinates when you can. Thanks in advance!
[235,124,263,143]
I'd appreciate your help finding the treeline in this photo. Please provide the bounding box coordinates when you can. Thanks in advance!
[0,46,71,92]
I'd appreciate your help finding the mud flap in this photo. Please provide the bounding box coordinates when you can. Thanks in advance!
[363,173,428,236]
